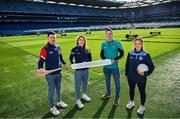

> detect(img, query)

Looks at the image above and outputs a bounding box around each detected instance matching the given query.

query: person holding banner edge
[69,35,92,109]
[100,28,124,106]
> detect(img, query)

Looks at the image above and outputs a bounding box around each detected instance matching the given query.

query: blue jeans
[103,67,120,97]
[74,69,89,99]
[45,73,62,108]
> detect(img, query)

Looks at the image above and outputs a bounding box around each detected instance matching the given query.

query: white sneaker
[77,99,84,109]
[82,94,91,102]
[50,106,60,115]
[56,101,68,108]
[126,101,135,109]
[137,105,145,114]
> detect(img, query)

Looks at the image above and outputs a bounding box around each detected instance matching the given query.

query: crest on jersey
[139,56,143,61]
[49,51,53,54]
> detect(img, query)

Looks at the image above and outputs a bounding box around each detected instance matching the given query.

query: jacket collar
[106,39,114,42]
[47,42,55,46]
[134,48,143,53]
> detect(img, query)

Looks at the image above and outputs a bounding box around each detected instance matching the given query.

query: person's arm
[69,48,75,64]
[60,54,66,65]
[87,49,92,62]
[58,47,66,65]
[89,53,92,61]
[114,41,124,61]
[125,53,130,76]
[100,49,106,59]
[38,48,47,69]
[114,48,124,60]
[100,44,106,59]
[144,53,155,76]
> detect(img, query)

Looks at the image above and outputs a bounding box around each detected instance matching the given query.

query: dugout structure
[59,29,67,36]
[86,29,91,34]
[126,24,138,40]
[150,26,161,36]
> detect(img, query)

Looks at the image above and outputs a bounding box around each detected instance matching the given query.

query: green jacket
[101,39,124,69]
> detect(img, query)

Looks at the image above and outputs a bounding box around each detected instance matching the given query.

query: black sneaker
[114,96,119,106]
[100,94,111,100]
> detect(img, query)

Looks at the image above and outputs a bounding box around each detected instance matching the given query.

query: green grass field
[0,28,180,118]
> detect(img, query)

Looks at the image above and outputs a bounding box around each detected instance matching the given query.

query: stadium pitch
[0,28,180,118]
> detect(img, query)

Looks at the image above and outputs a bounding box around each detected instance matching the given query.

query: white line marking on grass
[98,73,103,75]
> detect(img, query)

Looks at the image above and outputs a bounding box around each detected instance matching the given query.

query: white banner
[71,59,111,69]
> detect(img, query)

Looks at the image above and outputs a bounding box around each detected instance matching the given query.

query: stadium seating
[0,0,180,36]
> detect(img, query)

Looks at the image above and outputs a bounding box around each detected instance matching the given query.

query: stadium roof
[27,0,174,9]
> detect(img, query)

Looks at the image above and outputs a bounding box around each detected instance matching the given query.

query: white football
[137,64,149,73]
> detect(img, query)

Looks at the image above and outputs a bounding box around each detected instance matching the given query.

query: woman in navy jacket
[69,36,92,109]
[125,37,155,114]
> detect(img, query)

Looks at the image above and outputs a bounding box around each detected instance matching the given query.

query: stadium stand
[0,0,180,36]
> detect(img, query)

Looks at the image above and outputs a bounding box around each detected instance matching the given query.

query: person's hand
[138,71,144,76]
[36,69,40,77]
[63,64,68,69]
[36,68,45,78]
[111,59,116,64]
[125,76,128,80]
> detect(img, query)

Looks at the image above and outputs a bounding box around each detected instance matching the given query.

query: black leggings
[128,79,146,105]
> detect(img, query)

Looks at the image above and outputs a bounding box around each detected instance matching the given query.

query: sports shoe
[137,105,145,114]
[56,101,68,108]
[77,99,84,109]
[82,94,91,102]
[50,106,60,115]
[114,96,119,106]
[126,101,135,109]
[100,94,111,100]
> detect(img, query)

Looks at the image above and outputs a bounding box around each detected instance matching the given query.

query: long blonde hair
[76,35,90,53]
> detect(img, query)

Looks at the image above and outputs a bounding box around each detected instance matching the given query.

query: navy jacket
[125,49,155,80]
[38,43,66,74]
[69,46,92,70]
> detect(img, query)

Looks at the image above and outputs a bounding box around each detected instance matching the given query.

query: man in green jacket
[100,28,124,106]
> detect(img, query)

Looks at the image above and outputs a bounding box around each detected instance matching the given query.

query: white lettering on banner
[71,59,112,69]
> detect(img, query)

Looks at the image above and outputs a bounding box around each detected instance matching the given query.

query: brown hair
[105,28,113,33]
[134,37,143,43]
[47,31,56,37]
[76,35,91,53]
[134,37,143,50]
